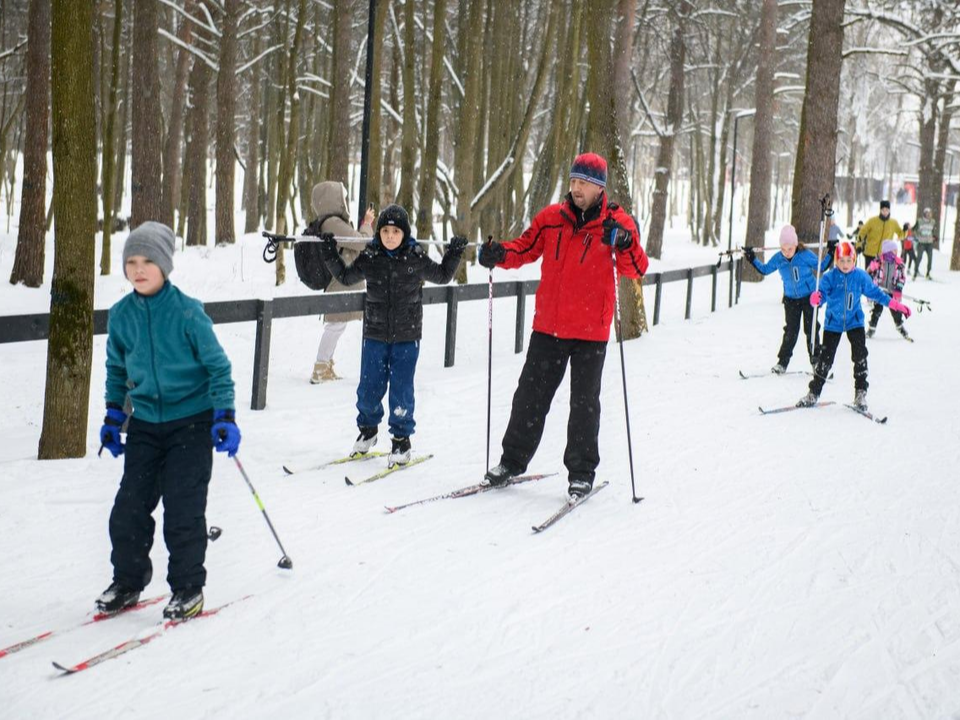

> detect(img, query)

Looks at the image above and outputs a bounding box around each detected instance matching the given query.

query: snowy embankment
[1,226,958,719]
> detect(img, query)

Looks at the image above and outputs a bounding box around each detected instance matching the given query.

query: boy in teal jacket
[96,222,240,621]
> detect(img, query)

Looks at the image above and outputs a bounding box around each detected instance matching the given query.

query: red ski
[0,595,167,660]
[52,596,251,674]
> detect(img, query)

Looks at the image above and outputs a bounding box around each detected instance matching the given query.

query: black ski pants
[499,331,607,483]
[809,327,868,396]
[777,295,820,368]
[109,410,213,592]
[868,301,904,329]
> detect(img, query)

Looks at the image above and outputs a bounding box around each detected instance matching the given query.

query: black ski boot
[351,426,378,456]
[163,588,204,620]
[484,463,520,488]
[95,581,140,614]
[568,478,593,500]
[388,436,412,466]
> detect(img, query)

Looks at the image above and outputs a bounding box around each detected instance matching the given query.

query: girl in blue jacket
[744,224,832,373]
[797,241,912,411]
[95,222,238,622]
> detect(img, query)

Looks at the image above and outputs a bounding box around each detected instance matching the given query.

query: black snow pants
[809,327,868,396]
[109,410,213,592]
[778,295,820,368]
[499,331,607,483]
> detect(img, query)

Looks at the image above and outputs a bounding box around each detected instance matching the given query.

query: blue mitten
[212,409,241,457]
[100,405,127,458]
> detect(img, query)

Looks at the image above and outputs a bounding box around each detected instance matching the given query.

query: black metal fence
[0,259,741,410]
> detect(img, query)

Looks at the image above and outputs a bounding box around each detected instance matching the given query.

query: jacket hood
[311,181,350,221]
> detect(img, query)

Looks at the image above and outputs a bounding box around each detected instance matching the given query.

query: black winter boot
[484,463,520,488]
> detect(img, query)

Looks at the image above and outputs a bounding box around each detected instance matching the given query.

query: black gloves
[478,240,506,269]
[601,217,633,251]
[743,246,757,263]
[316,232,337,260]
[303,218,323,237]
[447,235,468,255]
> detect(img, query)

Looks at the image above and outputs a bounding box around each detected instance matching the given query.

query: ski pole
[810,194,831,359]
[485,236,494,472]
[231,455,293,570]
[609,239,642,505]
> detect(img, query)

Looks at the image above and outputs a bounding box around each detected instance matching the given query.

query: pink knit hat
[779,225,798,248]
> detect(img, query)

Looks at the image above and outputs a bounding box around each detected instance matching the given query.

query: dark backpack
[293,215,338,291]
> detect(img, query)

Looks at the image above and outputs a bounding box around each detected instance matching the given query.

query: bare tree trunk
[415,0,448,239]
[452,0,485,263]
[215,0,240,244]
[130,0,162,227]
[184,53,211,246]
[159,0,194,229]
[645,2,690,260]
[97,0,123,276]
[613,0,637,163]
[397,0,417,211]
[743,0,777,282]
[10,0,50,288]
[40,0,97,459]
[931,100,952,250]
[274,0,308,284]
[790,0,846,243]
[243,35,262,233]
[915,82,938,230]
[365,0,387,211]
[324,0,352,185]
[113,34,131,215]
[585,0,646,338]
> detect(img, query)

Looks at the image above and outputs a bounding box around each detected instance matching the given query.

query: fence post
[515,281,526,353]
[728,258,735,308]
[735,257,743,303]
[653,273,663,326]
[711,264,718,312]
[684,268,695,319]
[251,299,273,411]
[444,285,458,368]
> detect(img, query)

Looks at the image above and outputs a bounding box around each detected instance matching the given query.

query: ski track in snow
[1,226,959,719]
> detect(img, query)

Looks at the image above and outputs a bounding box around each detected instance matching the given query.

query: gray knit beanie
[123,221,175,278]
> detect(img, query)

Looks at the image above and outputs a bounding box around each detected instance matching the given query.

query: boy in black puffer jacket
[319,204,466,466]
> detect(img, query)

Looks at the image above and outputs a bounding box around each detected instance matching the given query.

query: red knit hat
[835,240,857,259]
[570,153,608,188]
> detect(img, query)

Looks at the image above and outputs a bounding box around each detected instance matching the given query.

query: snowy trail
[1,234,959,718]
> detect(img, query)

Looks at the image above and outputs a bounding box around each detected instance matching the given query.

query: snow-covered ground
[1,213,959,718]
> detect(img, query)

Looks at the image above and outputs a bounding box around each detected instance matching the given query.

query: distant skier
[306,181,375,384]
[901,221,918,277]
[743,224,834,374]
[913,207,937,280]
[797,240,912,411]
[97,222,239,621]
[866,239,910,341]
[478,152,649,500]
[857,200,903,269]
[318,204,466,466]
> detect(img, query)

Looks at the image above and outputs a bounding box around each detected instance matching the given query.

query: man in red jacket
[479,152,649,499]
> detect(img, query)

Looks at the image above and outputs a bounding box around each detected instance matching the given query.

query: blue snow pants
[356,338,419,437]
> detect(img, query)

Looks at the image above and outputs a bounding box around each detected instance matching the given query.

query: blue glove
[99,405,127,458]
[212,409,241,457]
[602,217,633,251]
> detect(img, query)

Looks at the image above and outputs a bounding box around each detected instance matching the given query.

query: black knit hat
[376,204,411,241]
[880,199,890,210]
